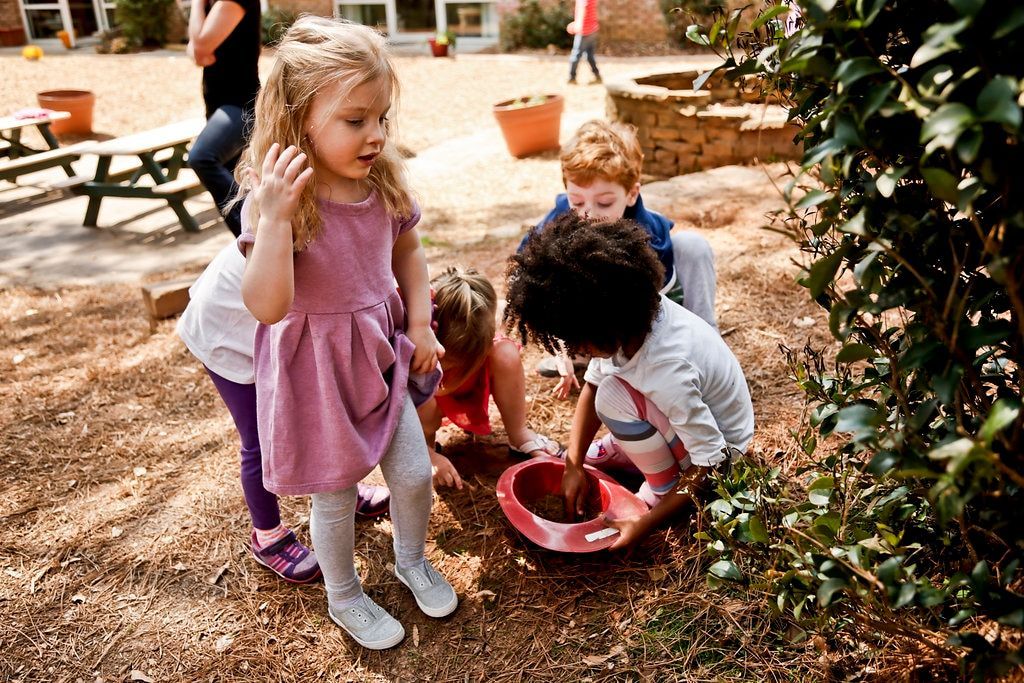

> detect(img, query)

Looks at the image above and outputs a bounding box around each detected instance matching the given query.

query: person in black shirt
[184,0,261,236]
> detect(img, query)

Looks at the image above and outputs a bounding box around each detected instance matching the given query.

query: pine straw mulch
[1,173,940,681]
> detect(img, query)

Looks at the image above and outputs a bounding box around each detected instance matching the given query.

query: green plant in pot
[429,29,456,57]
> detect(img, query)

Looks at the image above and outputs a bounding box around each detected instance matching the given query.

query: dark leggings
[189,105,249,236]
[205,367,281,530]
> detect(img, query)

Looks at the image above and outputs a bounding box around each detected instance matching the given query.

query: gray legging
[310,397,432,608]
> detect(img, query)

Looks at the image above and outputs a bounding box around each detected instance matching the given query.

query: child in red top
[418,266,563,489]
[567,0,601,85]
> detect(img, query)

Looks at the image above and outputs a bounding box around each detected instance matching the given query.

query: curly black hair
[504,212,665,357]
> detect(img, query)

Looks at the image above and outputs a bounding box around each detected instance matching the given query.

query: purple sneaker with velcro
[250,530,321,584]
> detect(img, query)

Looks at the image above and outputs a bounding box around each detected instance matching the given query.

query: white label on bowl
[585,527,619,542]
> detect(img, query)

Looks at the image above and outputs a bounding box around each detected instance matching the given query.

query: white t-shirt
[584,296,754,467]
[176,244,256,384]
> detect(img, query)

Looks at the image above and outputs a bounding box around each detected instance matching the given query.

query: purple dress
[238,192,436,495]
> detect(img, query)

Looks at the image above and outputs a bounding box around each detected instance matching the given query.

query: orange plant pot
[57,29,73,49]
[493,94,564,158]
[37,90,95,136]
[428,38,448,57]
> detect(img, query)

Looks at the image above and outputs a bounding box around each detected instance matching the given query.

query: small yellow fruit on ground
[22,45,44,61]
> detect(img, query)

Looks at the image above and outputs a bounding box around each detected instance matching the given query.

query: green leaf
[948,0,984,16]
[709,560,742,581]
[685,24,710,46]
[928,437,973,461]
[751,4,789,31]
[895,582,917,608]
[955,128,983,164]
[837,209,868,236]
[836,343,875,363]
[817,577,847,606]
[808,476,835,507]
[993,6,1024,39]
[999,610,1024,628]
[692,67,720,91]
[795,189,833,210]
[813,511,841,535]
[920,103,975,147]
[748,516,770,544]
[978,400,1021,444]
[876,167,909,198]
[911,18,970,68]
[835,404,881,438]
[834,57,883,89]
[921,167,960,203]
[807,249,845,298]
[977,76,1023,129]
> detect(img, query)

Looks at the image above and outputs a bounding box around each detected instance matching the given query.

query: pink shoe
[356,483,390,518]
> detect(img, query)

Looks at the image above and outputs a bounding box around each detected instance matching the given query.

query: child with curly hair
[505,212,754,550]
[419,266,563,489]
[519,119,718,399]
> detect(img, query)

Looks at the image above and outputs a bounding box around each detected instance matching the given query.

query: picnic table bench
[69,118,207,233]
[0,111,87,183]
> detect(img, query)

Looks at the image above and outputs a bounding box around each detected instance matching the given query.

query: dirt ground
[1,49,841,682]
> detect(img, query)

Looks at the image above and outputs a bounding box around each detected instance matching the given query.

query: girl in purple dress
[233,17,457,650]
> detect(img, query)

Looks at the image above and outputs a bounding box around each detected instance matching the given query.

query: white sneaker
[328,594,405,650]
[394,559,458,618]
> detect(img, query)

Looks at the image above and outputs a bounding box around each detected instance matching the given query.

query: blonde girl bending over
[418,266,564,489]
[235,16,457,650]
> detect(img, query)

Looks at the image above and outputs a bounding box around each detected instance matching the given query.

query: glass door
[67,0,101,38]
[21,0,68,40]
[19,0,103,45]
[395,0,435,36]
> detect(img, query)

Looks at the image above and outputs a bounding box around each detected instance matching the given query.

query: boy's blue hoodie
[518,192,675,287]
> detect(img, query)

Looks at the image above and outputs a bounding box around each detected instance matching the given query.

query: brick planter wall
[600,0,667,48]
[606,68,802,178]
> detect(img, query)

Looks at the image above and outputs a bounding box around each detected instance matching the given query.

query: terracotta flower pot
[57,29,73,50]
[37,90,95,136]
[493,94,564,158]
[428,38,448,57]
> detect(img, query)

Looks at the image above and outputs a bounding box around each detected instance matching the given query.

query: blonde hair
[234,16,414,250]
[431,266,497,366]
[560,119,643,191]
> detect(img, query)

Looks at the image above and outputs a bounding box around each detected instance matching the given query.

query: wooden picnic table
[72,118,207,233]
[0,110,70,158]
[0,111,84,183]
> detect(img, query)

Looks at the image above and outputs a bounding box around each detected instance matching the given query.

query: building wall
[494,0,669,49]
[599,0,667,48]
[0,0,24,31]
[273,0,333,17]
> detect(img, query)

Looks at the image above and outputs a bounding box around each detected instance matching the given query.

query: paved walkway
[0,52,718,287]
[0,104,596,288]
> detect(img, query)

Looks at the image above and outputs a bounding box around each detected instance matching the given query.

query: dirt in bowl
[525,488,604,523]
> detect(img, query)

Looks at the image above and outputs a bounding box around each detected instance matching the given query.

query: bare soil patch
[0,161,843,680]
[0,48,855,682]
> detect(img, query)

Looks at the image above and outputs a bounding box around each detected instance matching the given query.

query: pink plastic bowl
[496,456,648,552]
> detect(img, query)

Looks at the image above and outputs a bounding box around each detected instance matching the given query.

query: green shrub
[115,0,174,47]
[500,0,574,52]
[261,6,297,46]
[688,0,1024,678]
[661,0,726,48]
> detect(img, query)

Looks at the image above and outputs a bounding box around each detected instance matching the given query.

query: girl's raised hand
[248,143,314,228]
[407,324,444,375]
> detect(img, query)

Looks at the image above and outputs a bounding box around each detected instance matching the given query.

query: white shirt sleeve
[644,357,729,467]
